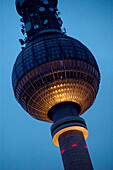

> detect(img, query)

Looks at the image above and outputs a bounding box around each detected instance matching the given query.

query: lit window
[61,149,65,154]
[84,145,88,149]
[24,96,27,99]
[72,144,78,147]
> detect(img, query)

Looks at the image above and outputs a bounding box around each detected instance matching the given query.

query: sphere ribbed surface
[12,32,100,122]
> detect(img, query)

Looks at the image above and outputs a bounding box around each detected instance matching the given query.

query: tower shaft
[50,102,93,169]
[59,130,93,170]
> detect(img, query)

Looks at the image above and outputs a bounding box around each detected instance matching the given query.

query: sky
[1,0,113,169]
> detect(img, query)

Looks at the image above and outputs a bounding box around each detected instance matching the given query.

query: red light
[72,144,78,147]
[61,149,65,154]
[84,145,88,149]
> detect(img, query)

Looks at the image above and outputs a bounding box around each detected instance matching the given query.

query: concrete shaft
[58,130,93,170]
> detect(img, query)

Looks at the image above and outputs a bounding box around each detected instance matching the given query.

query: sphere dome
[12,32,100,122]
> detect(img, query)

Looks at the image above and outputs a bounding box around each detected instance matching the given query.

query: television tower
[12,0,100,169]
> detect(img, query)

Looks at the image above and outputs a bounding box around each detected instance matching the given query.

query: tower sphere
[12,31,100,122]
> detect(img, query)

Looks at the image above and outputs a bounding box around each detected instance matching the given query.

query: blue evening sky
[1,0,113,169]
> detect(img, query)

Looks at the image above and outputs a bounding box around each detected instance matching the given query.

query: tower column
[59,130,93,170]
[51,115,93,170]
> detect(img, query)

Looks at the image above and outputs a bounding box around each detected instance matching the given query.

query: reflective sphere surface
[12,32,100,122]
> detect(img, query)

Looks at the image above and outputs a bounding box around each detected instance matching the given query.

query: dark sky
[1,0,113,169]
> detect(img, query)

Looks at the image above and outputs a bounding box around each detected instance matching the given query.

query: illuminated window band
[14,59,99,91]
[52,126,88,147]
[13,58,99,90]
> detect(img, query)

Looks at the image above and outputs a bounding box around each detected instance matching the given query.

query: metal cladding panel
[59,130,93,170]
[12,33,100,89]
